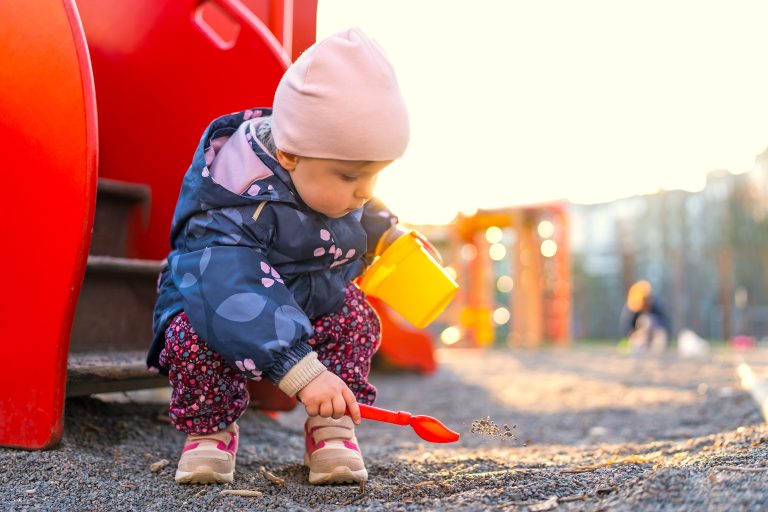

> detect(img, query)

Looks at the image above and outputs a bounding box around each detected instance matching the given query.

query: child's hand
[297,370,361,424]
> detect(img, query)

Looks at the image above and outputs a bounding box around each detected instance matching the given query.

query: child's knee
[162,312,198,362]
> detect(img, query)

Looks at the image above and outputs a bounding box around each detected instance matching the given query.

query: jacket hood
[201,109,298,206]
[169,108,299,238]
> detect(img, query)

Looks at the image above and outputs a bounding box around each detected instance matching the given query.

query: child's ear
[275,148,299,171]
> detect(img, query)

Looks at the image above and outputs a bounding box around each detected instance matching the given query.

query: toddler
[148,28,412,485]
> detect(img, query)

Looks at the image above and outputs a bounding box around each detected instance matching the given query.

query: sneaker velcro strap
[312,426,354,442]
[188,425,237,445]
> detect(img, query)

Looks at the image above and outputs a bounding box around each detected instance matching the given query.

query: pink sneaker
[175,423,238,484]
[304,416,368,484]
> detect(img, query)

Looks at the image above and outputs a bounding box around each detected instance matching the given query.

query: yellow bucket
[359,231,458,328]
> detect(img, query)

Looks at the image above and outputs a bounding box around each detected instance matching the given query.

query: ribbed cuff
[265,340,313,384]
[277,352,328,397]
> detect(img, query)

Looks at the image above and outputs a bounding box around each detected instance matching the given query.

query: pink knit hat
[271,28,410,161]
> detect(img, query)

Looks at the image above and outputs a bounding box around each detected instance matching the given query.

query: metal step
[67,256,165,396]
[92,178,150,257]
[66,351,166,397]
[69,178,161,396]
[69,255,163,353]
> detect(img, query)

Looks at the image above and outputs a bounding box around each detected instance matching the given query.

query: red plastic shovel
[352,404,460,443]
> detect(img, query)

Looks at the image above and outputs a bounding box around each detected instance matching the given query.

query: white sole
[175,465,234,485]
[304,453,368,484]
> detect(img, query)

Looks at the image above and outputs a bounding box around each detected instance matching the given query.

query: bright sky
[317,1,768,225]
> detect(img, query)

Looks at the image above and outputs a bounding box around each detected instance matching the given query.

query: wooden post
[548,209,571,343]
[511,212,543,347]
[717,249,733,340]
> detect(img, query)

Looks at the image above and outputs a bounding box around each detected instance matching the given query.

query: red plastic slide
[0,0,98,449]
[369,297,437,374]
[75,0,300,259]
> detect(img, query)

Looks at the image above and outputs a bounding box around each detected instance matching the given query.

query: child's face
[276,151,393,218]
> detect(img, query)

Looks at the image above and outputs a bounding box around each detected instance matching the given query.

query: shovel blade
[409,415,460,443]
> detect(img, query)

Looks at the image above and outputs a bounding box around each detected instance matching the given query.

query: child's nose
[355,180,375,201]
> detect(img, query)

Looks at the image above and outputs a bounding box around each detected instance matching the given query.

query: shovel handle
[354,404,412,426]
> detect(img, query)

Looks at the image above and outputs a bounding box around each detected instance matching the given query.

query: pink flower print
[320,229,331,241]
[260,262,270,273]
[346,249,356,258]
[243,359,256,371]
[247,183,260,195]
[262,277,275,287]
[314,247,325,257]
[270,268,280,279]
[330,258,349,268]
[335,247,343,259]
[249,370,263,381]
[243,109,263,120]
[235,360,246,372]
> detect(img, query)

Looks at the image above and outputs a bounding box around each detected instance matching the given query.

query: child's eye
[340,174,358,182]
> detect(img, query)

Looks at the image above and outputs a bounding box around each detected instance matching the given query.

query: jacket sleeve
[170,204,316,385]
[650,300,672,333]
[360,197,398,264]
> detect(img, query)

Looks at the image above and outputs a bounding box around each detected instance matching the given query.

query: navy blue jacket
[148,108,396,383]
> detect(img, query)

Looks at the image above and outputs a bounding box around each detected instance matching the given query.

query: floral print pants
[160,284,381,434]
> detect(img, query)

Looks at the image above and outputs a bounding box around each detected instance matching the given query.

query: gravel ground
[2,345,767,511]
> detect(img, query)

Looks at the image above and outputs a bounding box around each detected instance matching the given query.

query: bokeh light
[489,243,506,261]
[496,275,514,293]
[440,326,462,345]
[537,220,555,238]
[460,244,478,261]
[541,239,558,257]
[485,226,503,244]
[493,307,511,325]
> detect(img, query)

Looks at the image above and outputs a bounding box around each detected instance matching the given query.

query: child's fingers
[319,401,334,418]
[342,387,361,424]
[331,395,346,419]
[305,402,319,417]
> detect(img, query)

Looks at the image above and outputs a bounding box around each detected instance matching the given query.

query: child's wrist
[277,352,327,397]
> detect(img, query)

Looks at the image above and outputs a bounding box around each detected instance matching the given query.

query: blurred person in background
[619,280,671,354]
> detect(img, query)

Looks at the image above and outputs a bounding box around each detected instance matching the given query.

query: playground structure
[0,0,320,450]
[0,0,571,451]
[0,0,447,450]
[433,204,572,348]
